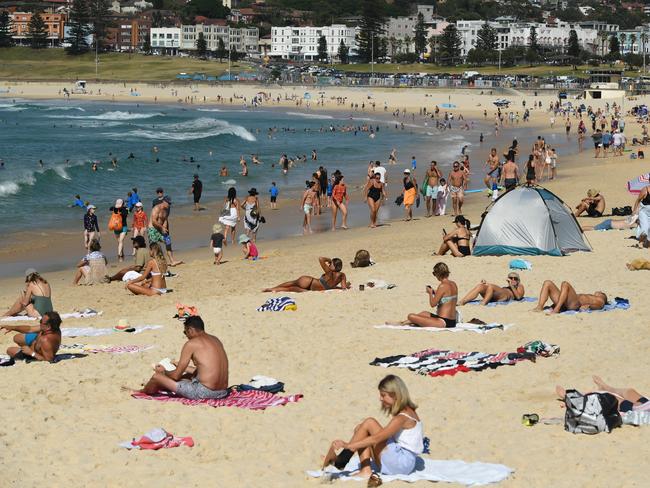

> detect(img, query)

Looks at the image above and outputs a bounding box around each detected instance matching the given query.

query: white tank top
[393,412,424,454]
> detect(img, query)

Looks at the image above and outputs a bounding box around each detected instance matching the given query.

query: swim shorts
[114,226,128,235]
[270,196,277,203]
[429,313,457,328]
[586,205,602,218]
[426,185,438,198]
[163,234,172,251]
[505,178,517,190]
[303,204,312,215]
[176,377,229,400]
[147,227,164,243]
[24,332,38,346]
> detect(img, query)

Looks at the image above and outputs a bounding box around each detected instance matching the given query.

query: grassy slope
[0,48,239,81]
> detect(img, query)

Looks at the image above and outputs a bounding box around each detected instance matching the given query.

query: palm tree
[598,31,608,57]
[641,32,648,73]
[619,33,627,55]
[630,33,637,55]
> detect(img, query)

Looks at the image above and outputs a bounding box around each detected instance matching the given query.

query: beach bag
[108,211,123,232]
[564,389,622,434]
[351,250,372,268]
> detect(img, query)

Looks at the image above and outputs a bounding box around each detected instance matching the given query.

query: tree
[597,30,608,57]
[427,34,437,63]
[414,12,426,56]
[466,48,487,66]
[388,35,397,58]
[567,29,580,58]
[142,33,151,53]
[66,0,90,55]
[338,39,349,64]
[152,0,163,8]
[529,25,539,54]
[403,34,412,54]
[618,33,626,55]
[216,37,226,62]
[28,12,47,49]
[88,0,110,50]
[357,0,386,63]
[609,34,620,59]
[476,22,497,52]
[0,11,13,47]
[439,24,461,65]
[196,31,207,57]
[317,34,328,62]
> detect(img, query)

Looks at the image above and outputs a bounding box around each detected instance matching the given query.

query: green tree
[317,34,328,62]
[142,33,151,53]
[357,0,386,63]
[466,47,487,66]
[439,24,461,65]
[414,12,426,56]
[337,39,349,64]
[403,34,412,54]
[529,25,538,53]
[66,0,90,55]
[88,0,110,50]
[196,31,207,57]
[609,34,620,59]
[476,22,497,51]
[28,12,47,49]
[567,29,580,58]
[216,37,226,62]
[0,11,13,47]
[427,34,437,63]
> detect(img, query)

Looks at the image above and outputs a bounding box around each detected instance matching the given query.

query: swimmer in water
[39,159,44,168]
[220,166,229,177]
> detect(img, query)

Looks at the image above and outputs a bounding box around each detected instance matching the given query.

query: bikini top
[439,295,457,305]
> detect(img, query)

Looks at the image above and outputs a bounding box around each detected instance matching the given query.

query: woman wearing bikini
[126,243,169,296]
[394,262,458,328]
[435,215,471,257]
[459,272,525,305]
[363,172,385,228]
[3,269,53,318]
[262,257,350,293]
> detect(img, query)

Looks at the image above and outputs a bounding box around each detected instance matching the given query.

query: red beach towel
[131,389,303,410]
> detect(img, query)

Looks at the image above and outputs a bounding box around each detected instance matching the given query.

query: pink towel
[131,389,303,410]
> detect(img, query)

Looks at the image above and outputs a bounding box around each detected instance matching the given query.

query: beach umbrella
[440,103,456,108]
[628,173,650,194]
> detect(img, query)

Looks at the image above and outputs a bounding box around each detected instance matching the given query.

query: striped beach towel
[59,344,154,354]
[256,296,297,312]
[132,389,303,410]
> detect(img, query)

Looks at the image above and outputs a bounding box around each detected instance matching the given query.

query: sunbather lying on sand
[124,316,229,400]
[391,262,458,328]
[321,375,424,487]
[459,272,525,305]
[532,280,607,314]
[581,217,637,231]
[262,257,350,292]
[556,376,648,413]
[2,311,62,362]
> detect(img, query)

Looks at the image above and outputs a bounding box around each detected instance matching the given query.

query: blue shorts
[380,441,417,476]
[594,219,612,231]
[24,333,38,346]
[114,226,128,235]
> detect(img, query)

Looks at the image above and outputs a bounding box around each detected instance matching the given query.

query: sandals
[367,473,382,487]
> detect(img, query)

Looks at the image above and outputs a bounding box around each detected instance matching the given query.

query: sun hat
[87,204,96,210]
[248,188,258,195]
[587,188,600,198]
[25,267,38,277]
[115,198,124,208]
[135,202,143,207]
[114,318,134,332]
[238,234,251,244]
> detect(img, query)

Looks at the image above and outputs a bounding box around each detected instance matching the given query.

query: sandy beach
[1,85,650,487]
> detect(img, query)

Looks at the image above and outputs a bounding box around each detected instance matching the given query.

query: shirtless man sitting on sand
[574,189,606,218]
[532,280,607,314]
[2,311,62,362]
[129,316,229,400]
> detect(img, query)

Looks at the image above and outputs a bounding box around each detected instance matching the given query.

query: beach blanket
[256,296,297,312]
[360,279,397,290]
[120,428,194,450]
[131,389,303,410]
[59,344,154,354]
[1,309,102,322]
[375,323,511,334]
[622,409,650,426]
[370,341,558,378]
[61,325,163,337]
[307,454,513,486]
[552,297,630,315]
[174,303,199,320]
[509,259,532,270]
[466,297,536,307]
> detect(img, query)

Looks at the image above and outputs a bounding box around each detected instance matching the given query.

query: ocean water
[0,99,481,235]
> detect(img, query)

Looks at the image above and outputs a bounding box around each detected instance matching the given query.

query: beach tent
[628,173,650,193]
[473,186,591,256]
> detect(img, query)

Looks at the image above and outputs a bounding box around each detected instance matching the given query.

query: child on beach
[238,234,259,260]
[210,224,225,265]
[435,178,449,216]
[269,182,278,210]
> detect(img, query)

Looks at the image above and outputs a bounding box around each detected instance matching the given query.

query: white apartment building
[181,25,259,55]
[384,4,441,54]
[150,27,181,54]
[270,24,358,61]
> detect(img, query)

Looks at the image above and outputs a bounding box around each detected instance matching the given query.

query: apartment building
[180,24,259,55]
[270,24,358,60]
[150,27,181,54]
[10,12,66,45]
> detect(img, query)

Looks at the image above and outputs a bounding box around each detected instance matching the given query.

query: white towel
[1,310,102,322]
[61,325,163,337]
[307,455,513,486]
[375,323,511,334]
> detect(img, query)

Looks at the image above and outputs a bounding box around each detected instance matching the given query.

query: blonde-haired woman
[322,374,423,486]
[126,243,168,296]
[395,262,458,328]
[3,269,53,318]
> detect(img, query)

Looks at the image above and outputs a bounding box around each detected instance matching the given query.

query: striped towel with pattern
[59,344,154,354]
[131,389,303,410]
[256,296,297,312]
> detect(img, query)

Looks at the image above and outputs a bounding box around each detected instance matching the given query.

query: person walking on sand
[218,187,240,246]
[401,169,418,221]
[301,181,317,234]
[189,174,203,211]
[109,199,129,262]
[83,204,100,251]
[331,174,349,231]
[363,171,385,228]
[210,224,225,265]
[501,158,519,191]
[448,162,466,216]
[131,202,147,244]
[424,161,441,217]
[148,200,183,266]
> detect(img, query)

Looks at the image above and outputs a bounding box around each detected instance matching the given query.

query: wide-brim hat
[238,234,251,244]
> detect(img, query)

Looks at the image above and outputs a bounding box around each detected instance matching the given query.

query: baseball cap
[135,202,143,207]
[87,204,96,210]
[403,169,411,174]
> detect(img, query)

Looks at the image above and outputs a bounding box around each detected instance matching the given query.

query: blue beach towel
[552,297,630,315]
[466,297,536,307]
[256,296,297,312]
[509,259,532,270]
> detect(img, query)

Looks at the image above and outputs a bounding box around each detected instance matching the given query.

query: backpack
[108,211,123,232]
[564,389,622,434]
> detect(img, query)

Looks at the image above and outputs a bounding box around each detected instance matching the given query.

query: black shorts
[620,396,648,412]
[193,194,201,203]
[505,178,517,190]
[603,143,610,149]
[430,313,456,328]
[586,205,602,218]
[458,245,471,256]
[270,196,277,203]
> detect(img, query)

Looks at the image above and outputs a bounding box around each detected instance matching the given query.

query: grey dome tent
[473,186,591,256]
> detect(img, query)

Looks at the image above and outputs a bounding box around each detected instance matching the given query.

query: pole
[95,33,98,79]
[498,46,501,74]
[228,35,231,81]
[371,32,374,79]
